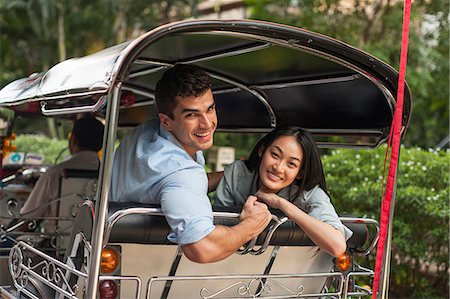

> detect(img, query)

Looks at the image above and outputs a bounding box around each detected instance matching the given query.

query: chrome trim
[161,247,183,299]
[41,95,107,116]
[179,42,271,64]
[146,272,344,299]
[121,84,155,99]
[342,265,374,298]
[248,216,288,255]
[86,83,122,298]
[209,73,277,127]
[379,154,400,299]
[103,207,165,246]
[258,74,360,89]
[340,217,380,255]
[128,64,167,78]
[129,42,270,78]
[9,241,87,299]
[104,207,284,256]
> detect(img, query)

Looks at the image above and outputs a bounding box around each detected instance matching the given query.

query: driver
[110,64,271,263]
[19,117,104,232]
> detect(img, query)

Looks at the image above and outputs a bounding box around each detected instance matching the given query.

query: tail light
[99,279,118,299]
[101,247,119,274]
[335,252,351,271]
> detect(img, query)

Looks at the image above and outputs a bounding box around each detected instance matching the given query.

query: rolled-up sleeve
[159,168,215,245]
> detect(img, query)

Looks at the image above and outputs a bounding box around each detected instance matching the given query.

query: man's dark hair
[72,117,104,152]
[155,64,212,119]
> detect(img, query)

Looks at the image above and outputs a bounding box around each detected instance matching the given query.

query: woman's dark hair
[155,64,212,119]
[245,125,327,199]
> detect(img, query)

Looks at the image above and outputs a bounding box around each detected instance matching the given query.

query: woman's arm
[255,189,346,257]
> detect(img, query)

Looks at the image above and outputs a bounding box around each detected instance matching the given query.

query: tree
[245,0,449,149]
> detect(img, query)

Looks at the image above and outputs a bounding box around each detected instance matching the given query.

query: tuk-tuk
[0,19,411,299]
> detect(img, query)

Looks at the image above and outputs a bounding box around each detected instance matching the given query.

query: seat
[53,168,98,255]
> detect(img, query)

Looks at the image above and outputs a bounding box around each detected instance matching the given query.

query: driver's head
[69,117,104,154]
[156,64,217,157]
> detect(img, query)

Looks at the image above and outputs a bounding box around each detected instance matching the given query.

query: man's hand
[239,195,271,238]
[182,195,271,263]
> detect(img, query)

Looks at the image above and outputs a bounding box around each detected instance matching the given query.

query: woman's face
[258,135,303,193]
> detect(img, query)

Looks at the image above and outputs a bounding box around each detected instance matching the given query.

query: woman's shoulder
[224,160,251,175]
[301,185,330,202]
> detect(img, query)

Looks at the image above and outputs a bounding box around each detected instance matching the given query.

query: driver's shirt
[20,151,100,232]
[110,119,215,245]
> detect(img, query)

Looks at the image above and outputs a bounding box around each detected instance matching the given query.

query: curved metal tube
[41,95,107,116]
[249,216,289,255]
[340,217,380,255]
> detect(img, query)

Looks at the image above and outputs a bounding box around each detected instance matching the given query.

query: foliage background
[323,146,449,298]
[0,0,449,298]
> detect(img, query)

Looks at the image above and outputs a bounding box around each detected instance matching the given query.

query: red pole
[372,0,411,298]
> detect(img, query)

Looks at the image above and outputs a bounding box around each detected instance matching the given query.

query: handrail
[40,94,107,116]
[104,207,287,255]
[340,217,380,255]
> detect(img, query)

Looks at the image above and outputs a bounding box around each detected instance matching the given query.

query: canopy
[0,20,411,147]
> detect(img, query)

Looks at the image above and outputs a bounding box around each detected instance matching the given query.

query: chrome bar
[103,207,164,246]
[209,72,277,127]
[41,95,107,116]
[258,74,360,89]
[86,83,122,299]
[161,247,183,299]
[146,272,344,299]
[179,42,271,64]
[249,216,288,255]
[340,217,380,255]
[342,267,374,298]
[379,173,399,299]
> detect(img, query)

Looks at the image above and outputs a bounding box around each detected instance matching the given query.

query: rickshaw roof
[0,19,411,147]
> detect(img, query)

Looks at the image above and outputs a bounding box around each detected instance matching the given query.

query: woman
[214,125,352,257]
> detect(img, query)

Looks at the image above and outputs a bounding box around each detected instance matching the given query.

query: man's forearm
[181,222,255,263]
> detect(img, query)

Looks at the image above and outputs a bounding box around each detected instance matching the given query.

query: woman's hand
[255,186,282,209]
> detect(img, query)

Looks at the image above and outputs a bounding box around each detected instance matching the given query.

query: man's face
[159,89,217,158]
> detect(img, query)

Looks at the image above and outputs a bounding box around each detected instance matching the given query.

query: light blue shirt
[214,160,352,240]
[110,119,215,245]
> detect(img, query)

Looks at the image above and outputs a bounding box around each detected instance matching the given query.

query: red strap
[372,1,411,298]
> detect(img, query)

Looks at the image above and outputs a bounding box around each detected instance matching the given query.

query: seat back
[54,169,98,254]
[104,202,371,298]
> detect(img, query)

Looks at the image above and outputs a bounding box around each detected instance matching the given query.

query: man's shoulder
[123,119,160,141]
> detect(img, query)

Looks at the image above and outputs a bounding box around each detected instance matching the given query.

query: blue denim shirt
[110,119,215,245]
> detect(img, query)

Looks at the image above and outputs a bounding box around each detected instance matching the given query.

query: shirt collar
[158,121,205,166]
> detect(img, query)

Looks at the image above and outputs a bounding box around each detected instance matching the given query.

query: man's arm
[207,171,223,193]
[181,196,271,263]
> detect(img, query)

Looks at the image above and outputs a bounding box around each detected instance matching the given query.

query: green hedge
[322,146,449,298]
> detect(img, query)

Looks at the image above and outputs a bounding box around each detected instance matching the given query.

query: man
[110,64,271,263]
[19,117,104,232]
